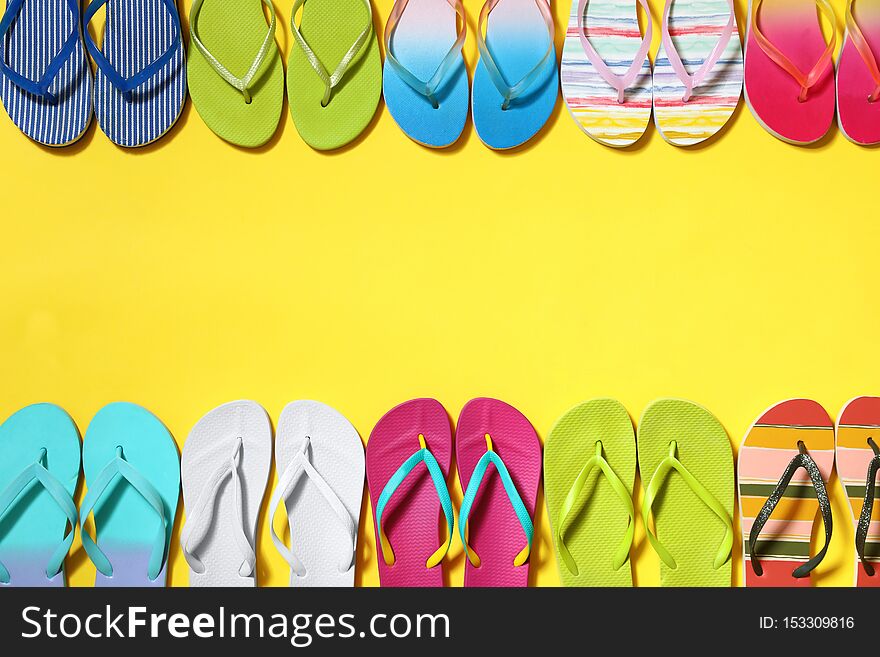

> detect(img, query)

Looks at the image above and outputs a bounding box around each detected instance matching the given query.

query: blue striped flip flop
[80,402,180,587]
[0,404,80,587]
[83,0,186,147]
[0,0,93,146]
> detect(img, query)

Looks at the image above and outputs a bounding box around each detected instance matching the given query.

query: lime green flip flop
[638,398,735,587]
[188,0,285,147]
[287,0,382,150]
[545,399,637,586]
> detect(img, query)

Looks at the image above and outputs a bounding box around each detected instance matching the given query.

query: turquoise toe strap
[0,449,77,584]
[375,435,453,568]
[79,447,169,581]
[458,435,533,567]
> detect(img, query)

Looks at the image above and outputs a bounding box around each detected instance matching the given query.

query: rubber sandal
[83,0,186,147]
[744,0,836,144]
[188,0,285,147]
[545,399,636,587]
[836,0,880,145]
[287,0,382,150]
[739,399,834,587]
[0,0,93,145]
[383,0,468,148]
[456,398,540,587]
[270,400,364,587]
[638,398,734,587]
[367,398,453,587]
[472,0,558,149]
[835,396,880,586]
[653,0,743,146]
[561,0,652,147]
[80,402,180,587]
[181,400,272,587]
[0,404,80,587]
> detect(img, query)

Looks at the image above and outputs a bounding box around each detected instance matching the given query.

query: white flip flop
[180,400,272,587]
[269,400,365,587]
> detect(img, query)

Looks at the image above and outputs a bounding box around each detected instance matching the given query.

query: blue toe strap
[82,0,181,98]
[0,0,82,103]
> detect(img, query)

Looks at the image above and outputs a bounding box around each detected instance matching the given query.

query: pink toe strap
[660,0,736,102]
[846,0,880,102]
[577,0,652,104]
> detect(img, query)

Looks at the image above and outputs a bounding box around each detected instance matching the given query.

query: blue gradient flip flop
[0,404,80,587]
[80,402,180,587]
[472,0,558,149]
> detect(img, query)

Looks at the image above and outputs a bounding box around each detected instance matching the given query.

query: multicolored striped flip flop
[653,0,743,146]
[83,0,186,147]
[0,0,93,146]
[560,0,653,148]
[836,0,880,145]
[739,399,835,587]
[836,396,880,587]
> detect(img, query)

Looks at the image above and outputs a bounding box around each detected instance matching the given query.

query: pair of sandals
[0,0,185,147]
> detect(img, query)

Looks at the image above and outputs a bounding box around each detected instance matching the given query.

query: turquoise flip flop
[80,402,180,587]
[0,404,80,587]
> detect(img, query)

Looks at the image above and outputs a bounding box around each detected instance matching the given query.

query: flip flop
[0,404,80,587]
[653,0,743,146]
[836,0,880,145]
[80,402,180,587]
[269,400,365,587]
[739,399,834,587]
[744,0,837,144]
[638,398,734,587]
[0,0,93,146]
[287,0,382,150]
[180,400,272,587]
[366,398,453,587]
[835,396,880,586]
[383,0,468,148]
[83,0,186,147]
[456,398,540,587]
[560,0,653,147]
[545,399,636,587]
[472,0,558,149]
[187,0,285,147]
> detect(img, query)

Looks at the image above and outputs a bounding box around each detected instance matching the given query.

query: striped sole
[738,399,835,587]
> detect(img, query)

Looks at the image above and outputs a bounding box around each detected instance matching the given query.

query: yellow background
[0,0,873,588]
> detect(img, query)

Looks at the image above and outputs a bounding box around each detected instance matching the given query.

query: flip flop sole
[836,12,880,146]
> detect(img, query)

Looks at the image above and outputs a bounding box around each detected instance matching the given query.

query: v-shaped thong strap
[845,0,880,102]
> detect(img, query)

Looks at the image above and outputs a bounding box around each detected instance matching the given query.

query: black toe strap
[855,438,880,576]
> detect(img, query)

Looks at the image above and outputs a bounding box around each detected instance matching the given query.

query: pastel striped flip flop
[739,399,834,587]
[187,0,285,147]
[653,0,743,146]
[835,396,880,586]
[0,0,93,146]
[0,404,80,587]
[744,0,836,144]
[836,0,880,145]
[560,0,652,147]
[456,398,541,587]
[383,0,469,148]
[472,0,558,150]
[83,0,186,147]
[367,399,453,587]
[287,0,382,150]
[270,401,365,587]
[638,399,734,587]
[80,402,180,587]
[545,399,636,587]
[181,401,272,587]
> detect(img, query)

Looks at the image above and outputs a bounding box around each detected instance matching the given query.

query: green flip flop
[287,0,382,150]
[188,0,285,147]
[638,398,735,587]
[545,399,637,587]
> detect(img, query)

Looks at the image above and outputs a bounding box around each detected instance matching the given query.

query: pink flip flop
[367,399,454,587]
[837,0,880,145]
[744,0,837,143]
[456,398,541,587]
